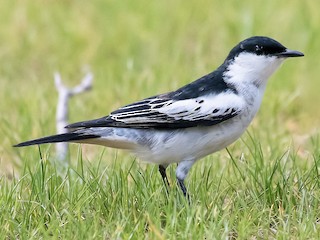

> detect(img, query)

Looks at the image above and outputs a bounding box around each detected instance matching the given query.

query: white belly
[82,116,250,165]
[133,113,253,164]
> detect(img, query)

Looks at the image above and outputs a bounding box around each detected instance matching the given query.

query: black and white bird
[15,36,303,197]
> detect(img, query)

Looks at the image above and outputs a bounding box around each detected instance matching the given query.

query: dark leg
[177,178,191,203]
[159,165,170,194]
[177,178,187,197]
[176,160,195,201]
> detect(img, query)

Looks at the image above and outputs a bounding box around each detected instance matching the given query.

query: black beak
[276,49,304,58]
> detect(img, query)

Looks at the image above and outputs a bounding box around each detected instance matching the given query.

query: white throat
[224,52,284,89]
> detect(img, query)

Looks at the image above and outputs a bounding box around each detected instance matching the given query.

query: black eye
[255,45,264,54]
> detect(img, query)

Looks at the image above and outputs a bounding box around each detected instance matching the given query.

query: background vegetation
[1,0,319,238]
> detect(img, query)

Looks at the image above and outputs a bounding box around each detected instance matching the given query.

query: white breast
[132,103,260,165]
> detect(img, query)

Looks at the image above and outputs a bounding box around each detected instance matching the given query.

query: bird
[14,36,304,198]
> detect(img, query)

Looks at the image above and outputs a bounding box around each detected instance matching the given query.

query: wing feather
[66,92,245,129]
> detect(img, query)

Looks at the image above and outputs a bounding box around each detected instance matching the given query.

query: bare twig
[54,71,93,160]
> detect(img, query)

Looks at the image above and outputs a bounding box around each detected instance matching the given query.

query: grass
[1,0,320,239]
[2,139,320,239]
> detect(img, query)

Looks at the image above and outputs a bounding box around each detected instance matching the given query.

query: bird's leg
[176,159,195,200]
[159,164,170,194]
[177,178,188,197]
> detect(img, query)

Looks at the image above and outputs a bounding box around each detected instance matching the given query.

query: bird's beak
[276,49,304,58]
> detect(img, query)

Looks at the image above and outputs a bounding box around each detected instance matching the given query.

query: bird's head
[224,36,304,88]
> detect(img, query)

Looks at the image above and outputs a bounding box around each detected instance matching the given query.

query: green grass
[2,139,320,239]
[1,0,320,239]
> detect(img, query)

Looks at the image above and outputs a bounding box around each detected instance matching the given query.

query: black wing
[66,91,245,129]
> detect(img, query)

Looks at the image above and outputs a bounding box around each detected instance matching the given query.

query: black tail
[13,132,99,147]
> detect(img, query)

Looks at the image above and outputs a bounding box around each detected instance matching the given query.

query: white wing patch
[108,92,245,128]
[157,92,245,121]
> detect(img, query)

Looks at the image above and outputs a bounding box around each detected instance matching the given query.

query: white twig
[54,71,93,160]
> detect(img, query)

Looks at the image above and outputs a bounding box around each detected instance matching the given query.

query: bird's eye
[255,45,263,53]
